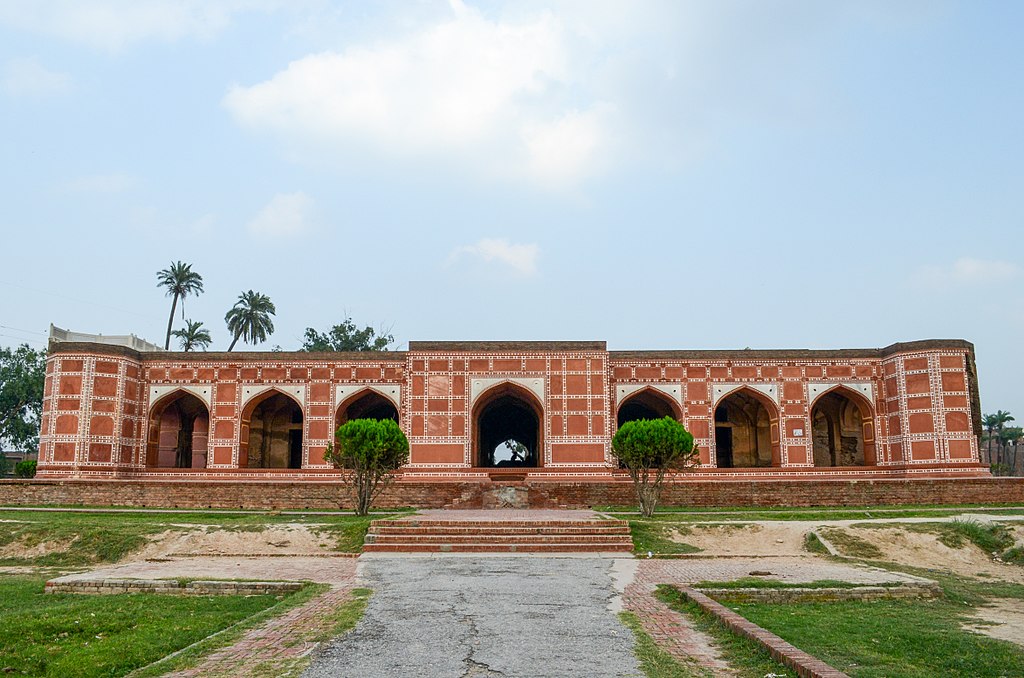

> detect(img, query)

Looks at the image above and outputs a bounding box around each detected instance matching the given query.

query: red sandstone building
[37,333,986,490]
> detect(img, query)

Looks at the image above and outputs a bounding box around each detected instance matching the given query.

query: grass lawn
[0,509,407,565]
[660,567,1024,678]
[628,520,701,556]
[654,586,794,678]
[602,503,1024,523]
[0,575,305,677]
[618,611,703,678]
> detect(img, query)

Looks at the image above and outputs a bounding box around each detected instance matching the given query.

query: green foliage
[225,290,276,351]
[947,518,1015,554]
[301,318,394,352]
[14,459,36,478]
[803,531,829,555]
[324,418,410,516]
[0,575,284,677]
[611,417,698,517]
[0,343,47,454]
[157,261,204,350]
[171,319,213,352]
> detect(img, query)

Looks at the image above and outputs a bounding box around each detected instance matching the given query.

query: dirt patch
[0,537,70,559]
[965,599,1024,647]
[841,526,1024,584]
[133,524,339,560]
[668,523,810,556]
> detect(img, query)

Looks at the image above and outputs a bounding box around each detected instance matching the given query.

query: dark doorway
[812,391,867,467]
[147,391,209,469]
[475,387,542,468]
[616,389,680,428]
[713,390,775,468]
[244,392,304,469]
[337,390,399,428]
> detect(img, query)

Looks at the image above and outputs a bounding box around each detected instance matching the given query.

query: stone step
[370,525,631,536]
[370,519,629,529]
[362,542,634,553]
[366,533,632,545]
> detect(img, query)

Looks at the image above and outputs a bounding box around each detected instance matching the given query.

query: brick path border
[680,586,849,678]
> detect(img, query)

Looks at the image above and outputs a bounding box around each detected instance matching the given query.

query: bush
[324,418,409,516]
[611,417,698,517]
[14,460,36,478]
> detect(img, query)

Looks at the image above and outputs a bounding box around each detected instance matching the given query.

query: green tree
[171,319,213,352]
[611,416,699,517]
[1000,426,1023,475]
[983,410,1015,465]
[324,418,409,516]
[156,261,205,350]
[300,319,394,352]
[224,290,276,351]
[0,344,47,454]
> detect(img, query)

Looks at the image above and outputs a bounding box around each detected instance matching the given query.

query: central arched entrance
[713,388,780,468]
[239,390,304,469]
[473,383,543,468]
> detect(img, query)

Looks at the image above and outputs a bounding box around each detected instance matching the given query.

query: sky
[0,1,1021,418]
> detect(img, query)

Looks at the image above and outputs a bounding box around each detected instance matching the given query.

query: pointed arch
[810,385,877,466]
[238,388,304,469]
[335,387,400,433]
[146,388,209,469]
[616,386,682,428]
[472,380,545,468]
[713,386,782,468]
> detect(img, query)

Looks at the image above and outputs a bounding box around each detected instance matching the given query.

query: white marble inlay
[470,377,545,404]
[616,383,683,404]
[240,383,306,409]
[336,384,401,408]
[149,384,211,410]
[712,382,780,406]
[807,381,873,406]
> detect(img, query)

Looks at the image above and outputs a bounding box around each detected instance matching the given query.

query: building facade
[36,337,986,482]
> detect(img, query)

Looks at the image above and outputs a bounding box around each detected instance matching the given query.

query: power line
[0,324,47,336]
[0,333,46,346]
[0,280,150,318]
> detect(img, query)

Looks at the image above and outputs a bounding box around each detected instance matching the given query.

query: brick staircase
[363,516,634,553]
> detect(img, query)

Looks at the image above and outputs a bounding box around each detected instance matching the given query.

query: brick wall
[3,476,1021,510]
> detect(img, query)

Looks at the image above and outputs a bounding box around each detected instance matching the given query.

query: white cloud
[449,238,539,276]
[223,1,611,187]
[0,1,275,51]
[2,57,70,98]
[63,173,135,194]
[246,192,313,238]
[916,257,1021,287]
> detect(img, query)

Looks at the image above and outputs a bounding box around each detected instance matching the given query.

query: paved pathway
[303,556,642,678]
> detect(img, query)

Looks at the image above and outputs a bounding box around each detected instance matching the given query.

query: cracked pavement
[302,557,642,678]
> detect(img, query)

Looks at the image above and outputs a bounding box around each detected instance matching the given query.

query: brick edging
[679,586,849,678]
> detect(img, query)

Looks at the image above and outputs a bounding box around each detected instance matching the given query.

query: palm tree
[171,319,212,352]
[225,290,276,351]
[157,262,204,350]
[984,410,1015,466]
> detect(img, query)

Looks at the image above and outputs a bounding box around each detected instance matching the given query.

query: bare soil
[133,524,339,559]
[965,599,1024,647]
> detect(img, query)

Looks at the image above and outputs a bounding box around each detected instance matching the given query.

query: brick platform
[1,475,1021,510]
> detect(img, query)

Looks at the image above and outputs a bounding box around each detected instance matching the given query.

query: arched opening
[713,389,780,468]
[239,391,303,469]
[616,388,681,428]
[146,391,209,469]
[336,390,399,431]
[473,383,543,468]
[811,388,877,467]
